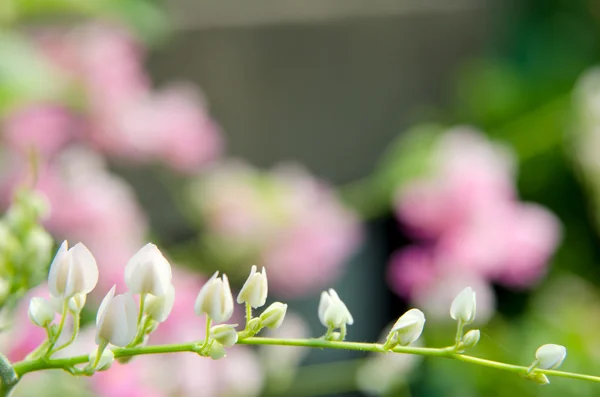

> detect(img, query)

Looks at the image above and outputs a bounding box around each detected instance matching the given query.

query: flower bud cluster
[1,189,53,307]
[195,265,287,357]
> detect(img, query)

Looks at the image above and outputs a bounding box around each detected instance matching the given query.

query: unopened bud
[210,324,239,347]
[209,342,227,360]
[237,266,268,308]
[28,297,55,327]
[195,272,234,323]
[535,344,567,370]
[318,289,353,330]
[450,287,476,324]
[390,309,425,346]
[247,317,262,334]
[89,348,115,371]
[68,293,87,313]
[462,329,480,348]
[145,285,175,323]
[530,373,550,385]
[260,302,287,329]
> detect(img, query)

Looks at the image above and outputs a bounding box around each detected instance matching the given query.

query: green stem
[339,324,347,341]
[454,320,464,348]
[45,300,68,357]
[0,353,17,397]
[52,311,80,354]
[91,340,108,370]
[199,317,212,352]
[245,303,252,330]
[137,294,146,329]
[10,337,600,385]
[129,315,152,347]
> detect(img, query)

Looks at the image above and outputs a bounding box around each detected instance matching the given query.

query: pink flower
[389,127,561,305]
[104,85,223,171]
[387,246,437,299]
[192,162,362,297]
[437,202,561,288]
[2,104,76,158]
[71,23,149,113]
[394,127,515,238]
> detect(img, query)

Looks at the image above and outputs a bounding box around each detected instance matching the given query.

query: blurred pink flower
[45,23,150,113]
[389,127,561,312]
[263,166,362,296]
[394,128,515,238]
[103,85,223,172]
[2,104,76,158]
[387,246,437,299]
[34,23,223,173]
[438,202,561,287]
[191,161,362,297]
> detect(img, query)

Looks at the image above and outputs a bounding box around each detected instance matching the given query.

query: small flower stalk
[318,289,353,340]
[384,308,425,349]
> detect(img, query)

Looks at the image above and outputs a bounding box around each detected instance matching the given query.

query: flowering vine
[0,240,596,396]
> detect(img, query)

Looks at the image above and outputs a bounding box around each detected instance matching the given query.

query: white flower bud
[68,293,87,313]
[125,243,172,296]
[260,302,287,329]
[209,342,227,360]
[28,297,55,327]
[210,324,239,347]
[318,289,353,329]
[96,286,138,347]
[390,308,425,346]
[145,284,175,323]
[89,348,115,371]
[450,287,476,324]
[535,344,567,370]
[237,266,268,308]
[195,272,234,323]
[48,241,99,299]
[462,329,480,348]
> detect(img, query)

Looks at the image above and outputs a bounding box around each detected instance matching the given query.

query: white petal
[47,241,69,297]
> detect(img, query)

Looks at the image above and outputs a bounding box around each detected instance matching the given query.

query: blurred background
[1,0,600,396]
